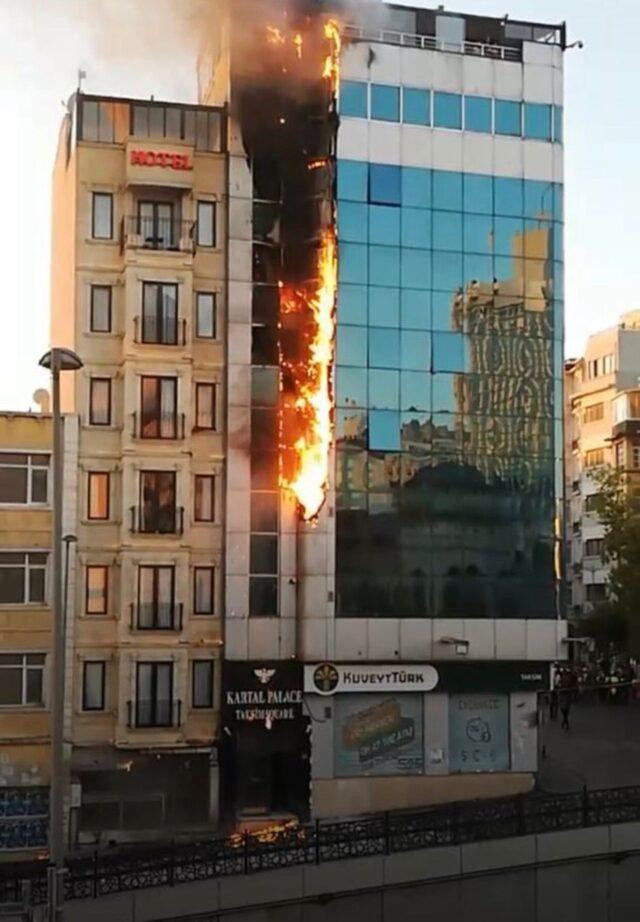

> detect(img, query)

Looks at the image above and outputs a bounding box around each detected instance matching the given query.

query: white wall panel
[369,42,402,84]
[400,47,434,88]
[400,125,433,167]
[368,120,401,163]
[494,60,523,100]
[342,43,371,81]
[493,136,524,178]
[337,118,370,162]
[523,65,554,104]
[432,51,463,93]
[462,56,494,97]
[462,132,492,174]
[334,619,368,659]
[399,619,434,660]
[367,619,402,660]
[523,140,554,181]
[432,130,463,172]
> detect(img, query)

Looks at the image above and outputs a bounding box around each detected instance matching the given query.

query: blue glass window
[433,211,462,251]
[553,184,564,222]
[463,174,493,215]
[464,96,492,133]
[463,254,492,285]
[369,410,400,450]
[369,205,400,245]
[401,208,431,249]
[337,325,367,366]
[524,103,552,141]
[432,291,457,332]
[401,290,431,329]
[494,177,523,217]
[369,287,399,327]
[495,100,521,136]
[401,249,431,289]
[370,164,401,205]
[339,242,368,283]
[494,216,523,255]
[401,372,430,411]
[402,87,430,125]
[369,369,399,409]
[464,214,493,254]
[432,251,462,291]
[434,92,462,129]
[371,84,400,122]
[401,330,430,370]
[433,171,462,211]
[338,161,368,202]
[401,167,431,208]
[338,284,367,325]
[432,373,457,412]
[524,180,553,220]
[553,105,563,144]
[340,81,368,118]
[369,245,400,287]
[433,333,467,372]
[494,256,524,294]
[337,367,367,407]
[338,202,368,242]
[369,328,399,368]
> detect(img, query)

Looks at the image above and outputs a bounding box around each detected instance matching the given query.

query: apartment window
[192,661,214,709]
[583,403,604,424]
[629,393,640,418]
[402,87,430,126]
[584,493,601,514]
[615,442,625,468]
[602,354,614,375]
[141,282,179,345]
[433,92,462,129]
[80,100,115,143]
[588,359,599,379]
[495,100,521,136]
[0,553,47,604]
[194,567,215,615]
[585,538,605,558]
[586,584,607,603]
[0,654,45,706]
[464,95,492,133]
[140,471,177,534]
[340,80,368,118]
[0,453,48,505]
[92,192,113,240]
[82,662,106,711]
[87,472,110,520]
[85,566,108,615]
[371,84,400,122]
[138,565,175,629]
[131,103,222,151]
[90,286,112,332]
[584,448,605,468]
[89,378,111,426]
[196,201,216,247]
[137,201,177,250]
[633,444,640,469]
[135,662,173,727]
[195,383,216,430]
[195,292,216,339]
[194,475,215,522]
[140,377,178,439]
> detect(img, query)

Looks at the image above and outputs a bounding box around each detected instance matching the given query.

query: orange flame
[323,19,342,93]
[266,25,286,45]
[281,231,337,521]
[294,33,303,59]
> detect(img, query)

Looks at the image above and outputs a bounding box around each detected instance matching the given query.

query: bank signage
[222,662,303,724]
[305,663,439,696]
[129,149,193,170]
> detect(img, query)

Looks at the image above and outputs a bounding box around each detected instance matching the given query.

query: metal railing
[131,411,186,441]
[126,699,182,730]
[132,316,187,346]
[130,505,184,536]
[121,216,194,253]
[129,602,183,631]
[343,23,522,61]
[2,784,640,905]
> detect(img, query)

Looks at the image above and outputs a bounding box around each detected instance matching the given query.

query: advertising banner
[449,693,510,773]
[306,663,439,695]
[334,693,424,776]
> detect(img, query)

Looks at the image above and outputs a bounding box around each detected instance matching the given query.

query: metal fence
[2,784,640,906]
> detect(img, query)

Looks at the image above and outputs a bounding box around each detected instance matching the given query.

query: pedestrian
[559,689,572,731]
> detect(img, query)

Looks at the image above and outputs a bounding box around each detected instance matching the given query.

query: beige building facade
[50,93,227,845]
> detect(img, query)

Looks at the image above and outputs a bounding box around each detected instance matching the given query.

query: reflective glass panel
[370,165,401,205]
[495,99,521,136]
[369,328,400,368]
[401,208,430,249]
[369,410,400,450]
[369,287,400,327]
[524,103,552,141]
[339,202,368,242]
[401,330,431,370]
[432,251,463,291]
[464,174,493,214]
[338,161,368,202]
[369,205,400,245]
[371,84,400,122]
[464,96,492,133]
[402,87,430,125]
[369,370,399,409]
[433,171,462,211]
[434,92,462,129]
[433,211,463,251]
[401,167,431,208]
[401,289,431,329]
[339,243,368,283]
[401,249,431,289]
[340,80,368,117]
[464,214,493,254]
[338,284,368,325]
[337,325,367,366]
[337,367,367,407]
[495,178,523,217]
[369,245,400,287]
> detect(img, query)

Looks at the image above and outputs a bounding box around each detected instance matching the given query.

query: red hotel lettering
[130,149,192,171]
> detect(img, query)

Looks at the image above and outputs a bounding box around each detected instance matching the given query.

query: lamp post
[38,348,83,922]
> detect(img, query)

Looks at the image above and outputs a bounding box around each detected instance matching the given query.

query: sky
[0,0,638,410]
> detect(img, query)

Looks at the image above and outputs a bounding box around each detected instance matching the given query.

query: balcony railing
[127,699,182,729]
[121,216,194,253]
[131,411,186,441]
[133,316,187,346]
[342,23,522,61]
[130,505,184,536]
[130,602,183,631]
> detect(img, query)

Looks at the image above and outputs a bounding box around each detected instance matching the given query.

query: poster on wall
[449,693,510,773]
[334,694,424,777]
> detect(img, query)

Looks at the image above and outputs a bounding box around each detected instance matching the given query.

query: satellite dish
[33,389,51,414]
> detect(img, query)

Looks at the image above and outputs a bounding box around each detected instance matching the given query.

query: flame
[281,230,337,521]
[294,32,303,59]
[266,25,286,45]
[323,19,342,93]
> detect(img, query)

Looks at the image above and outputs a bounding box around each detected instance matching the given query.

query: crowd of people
[546,660,639,731]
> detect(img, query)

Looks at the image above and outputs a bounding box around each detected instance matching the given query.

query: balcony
[131,412,186,441]
[129,602,183,631]
[133,316,186,346]
[130,505,184,536]
[127,699,182,729]
[121,216,194,253]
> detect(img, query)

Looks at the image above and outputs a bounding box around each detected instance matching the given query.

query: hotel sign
[222,661,303,723]
[305,663,439,696]
[129,149,192,171]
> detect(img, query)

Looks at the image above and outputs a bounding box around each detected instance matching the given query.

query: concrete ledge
[220,866,304,909]
[302,855,384,897]
[384,845,462,884]
[66,891,134,922]
[610,821,640,852]
[536,826,611,862]
[135,879,220,921]
[461,835,536,874]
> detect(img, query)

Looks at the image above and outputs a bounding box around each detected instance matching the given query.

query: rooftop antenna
[77,69,87,92]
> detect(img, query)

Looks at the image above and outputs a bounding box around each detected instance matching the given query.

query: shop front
[304,662,549,817]
[220,662,309,827]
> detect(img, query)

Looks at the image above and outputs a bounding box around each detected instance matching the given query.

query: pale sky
[0,0,637,410]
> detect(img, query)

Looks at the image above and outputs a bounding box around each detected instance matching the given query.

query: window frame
[91,191,113,240]
[140,375,178,440]
[0,552,48,606]
[196,200,217,248]
[90,285,112,333]
[85,565,109,615]
[193,566,215,615]
[192,660,214,709]
[89,377,112,427]
[141,281,179,345]
[195,291,217,339]
[194,474,216,522]
[87,471,110,521]
[137,564,176,629]
[195,383,216,430]
[135,661,174,728]
[0,453,49,506]
[0,653,46,707]
[82,661,106,712]
[139,470,178,534]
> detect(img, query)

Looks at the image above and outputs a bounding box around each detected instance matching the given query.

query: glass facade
[336,160,564,620]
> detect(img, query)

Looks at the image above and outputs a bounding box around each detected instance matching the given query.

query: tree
[585,465,640,655]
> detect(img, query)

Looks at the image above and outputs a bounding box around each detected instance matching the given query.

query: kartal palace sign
[305,663,439,696]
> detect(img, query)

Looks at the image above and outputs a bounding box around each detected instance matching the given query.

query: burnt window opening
[251,409,279,455]
[253,159,282,203]
[252,286,280,327]
[253,243,281,284]
[251,326,279,366]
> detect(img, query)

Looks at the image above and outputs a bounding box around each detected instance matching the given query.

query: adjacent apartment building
[565,311,640,620]
[50,93,227,845]
[198,1,567,823]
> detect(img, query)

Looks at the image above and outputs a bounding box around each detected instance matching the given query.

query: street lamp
[38,348,83,922]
